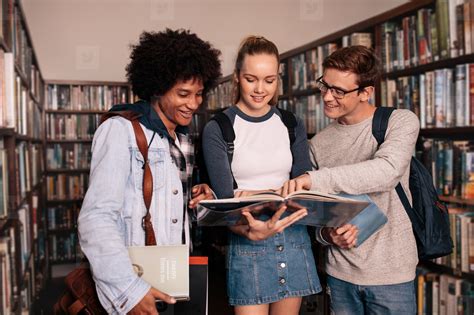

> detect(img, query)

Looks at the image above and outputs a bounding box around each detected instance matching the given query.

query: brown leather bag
[54,111,157,314]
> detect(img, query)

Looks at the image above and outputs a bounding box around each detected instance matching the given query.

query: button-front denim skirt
[226,225,321,306]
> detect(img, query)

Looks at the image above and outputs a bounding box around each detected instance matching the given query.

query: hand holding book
[129,287,176,315]
[322,224,359,249]
[188,184,214,209]
[197,190,369,227]
[280,173,312,197]
[197,190,387,246]
[229,204,308,241]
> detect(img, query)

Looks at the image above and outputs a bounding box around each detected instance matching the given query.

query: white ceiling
[22,0,408,82]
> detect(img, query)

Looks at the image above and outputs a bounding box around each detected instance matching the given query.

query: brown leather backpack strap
[101,110,157,246]
[100,110,142,124]
[131,120,157,246]
[67,299,85,315]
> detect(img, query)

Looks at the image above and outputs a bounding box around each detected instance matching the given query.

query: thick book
[158,256,209,315]
[128,245,189,301]
[197,190,370,228]
[340,194,388,246]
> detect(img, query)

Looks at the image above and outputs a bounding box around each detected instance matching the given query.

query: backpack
[372,106,453,260]
[211,107,297,189]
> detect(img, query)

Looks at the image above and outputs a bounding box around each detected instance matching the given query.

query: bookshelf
[205,0,474,313]
[0,0,47,313]
[43,80,131,276]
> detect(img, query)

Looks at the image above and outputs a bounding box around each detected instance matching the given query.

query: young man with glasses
[281,45,419,314]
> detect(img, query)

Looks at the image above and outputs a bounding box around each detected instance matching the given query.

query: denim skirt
[226,225,321,306]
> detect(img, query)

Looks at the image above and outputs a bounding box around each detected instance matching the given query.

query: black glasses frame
[315,76,364,99]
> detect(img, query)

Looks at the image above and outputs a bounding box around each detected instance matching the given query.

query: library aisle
[0,0,473,314]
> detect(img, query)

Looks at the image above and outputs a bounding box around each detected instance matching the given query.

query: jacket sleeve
[78,117,150,314]
[308,110,420,195]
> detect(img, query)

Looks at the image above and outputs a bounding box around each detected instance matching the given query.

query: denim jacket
[78,116,189,314]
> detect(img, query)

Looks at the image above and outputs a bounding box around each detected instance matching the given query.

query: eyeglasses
[315,76,363,99]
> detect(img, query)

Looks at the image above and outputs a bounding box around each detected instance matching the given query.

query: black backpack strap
[372,107,395,147]
[276,107,297,145]
[372,107,412,212]
[211,112,238,189]
[211,108,297,190]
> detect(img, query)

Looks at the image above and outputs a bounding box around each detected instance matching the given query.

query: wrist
[319,227,332,246]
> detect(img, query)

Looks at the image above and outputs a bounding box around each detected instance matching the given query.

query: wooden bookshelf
[46,139,93,143]
[419,127,474,140]
[43,80,131,276]
[439,196,474,207]
[383,53,474,79]
[421,261,474,283]
[0,1,47,312]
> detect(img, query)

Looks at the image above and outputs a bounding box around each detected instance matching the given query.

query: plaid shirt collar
[168,133,194,207]
[167,132,194,244]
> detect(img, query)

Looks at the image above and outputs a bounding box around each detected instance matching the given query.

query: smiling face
[235,53,279,117]
[321,68,374,125]
[153,78,204,133]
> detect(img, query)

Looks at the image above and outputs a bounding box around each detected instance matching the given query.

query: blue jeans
[327,275,416,315]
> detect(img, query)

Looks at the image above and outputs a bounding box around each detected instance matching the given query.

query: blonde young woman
[202,36,321,315]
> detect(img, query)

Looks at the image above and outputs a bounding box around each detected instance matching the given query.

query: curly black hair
[126,29,222,101]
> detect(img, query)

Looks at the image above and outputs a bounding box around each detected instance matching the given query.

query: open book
[197,190,370,228]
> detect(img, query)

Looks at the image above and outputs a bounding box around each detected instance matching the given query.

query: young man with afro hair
[78,29,221,314]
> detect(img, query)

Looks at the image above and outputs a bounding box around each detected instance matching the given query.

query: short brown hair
[232,36,280,105]
[323,45,381,87]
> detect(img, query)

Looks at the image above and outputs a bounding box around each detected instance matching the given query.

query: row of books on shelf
[0,141,8,218]
[419,139,474,198]
[17,142,42,199]
[47,84,129,111]
[289,43,338,92]
[0,230,17,315]
[1,237,43,315]
[46,113,100,140]
[206,80,232,110]
[0,49,42,136]
[432,210,474,274]
[205,0,474,105]
[281,33,371,93]
[416,267,473,315]
[17,196,39,274]
[290,35,372,93]
[46,143,91,170]
[46,174,88,201]
[378,0,474,72]
[2,0,42,97]
[1,140,42,219]
[20,264,36,315]
[11,2,32,85]
[0,198,41,314]
[48,205,78,231]
[49,233,81,263]
[189,114,207,138]
[279,95,332,135]
[381,63,474,128]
